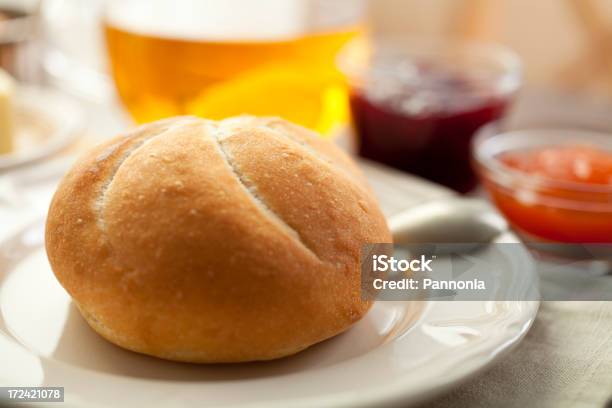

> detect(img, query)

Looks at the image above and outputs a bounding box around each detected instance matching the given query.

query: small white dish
[0,86,83,171]
[0,218,538,407]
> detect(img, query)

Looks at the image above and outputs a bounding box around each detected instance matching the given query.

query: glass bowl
[473,126,612,266]
[338,36,523,193]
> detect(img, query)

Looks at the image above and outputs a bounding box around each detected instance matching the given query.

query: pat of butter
[0,69,15,155]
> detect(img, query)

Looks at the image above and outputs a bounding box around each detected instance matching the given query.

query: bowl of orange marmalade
[474,128,612,254]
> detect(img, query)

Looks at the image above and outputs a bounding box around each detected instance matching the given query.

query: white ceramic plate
[0,218,538,408]
[0,86,83,171]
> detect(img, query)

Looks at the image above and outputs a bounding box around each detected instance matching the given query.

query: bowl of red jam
[338,37,522,193]
[474,128,612,248]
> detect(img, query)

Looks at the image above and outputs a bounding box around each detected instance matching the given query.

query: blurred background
[1,0,611,190]
[373,0,612,98]
[33,0,612,103]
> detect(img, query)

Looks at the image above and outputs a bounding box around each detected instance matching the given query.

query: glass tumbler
[104,0,367,134]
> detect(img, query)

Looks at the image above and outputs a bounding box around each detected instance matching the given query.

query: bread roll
[45,116,391,363]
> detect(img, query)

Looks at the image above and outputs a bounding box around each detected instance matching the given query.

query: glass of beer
[103,0,367,135]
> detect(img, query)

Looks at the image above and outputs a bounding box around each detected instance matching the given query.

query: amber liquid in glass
[104,7,360,134]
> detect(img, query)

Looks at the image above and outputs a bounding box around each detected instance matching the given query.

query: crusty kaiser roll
[45,115,391,363]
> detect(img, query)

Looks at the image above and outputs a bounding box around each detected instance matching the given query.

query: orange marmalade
[487,145,612,243]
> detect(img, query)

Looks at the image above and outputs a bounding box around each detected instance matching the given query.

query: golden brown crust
[45,116,392,363]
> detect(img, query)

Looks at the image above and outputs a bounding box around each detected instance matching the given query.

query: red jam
[349,65,511,193]
[488,145,612,243]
